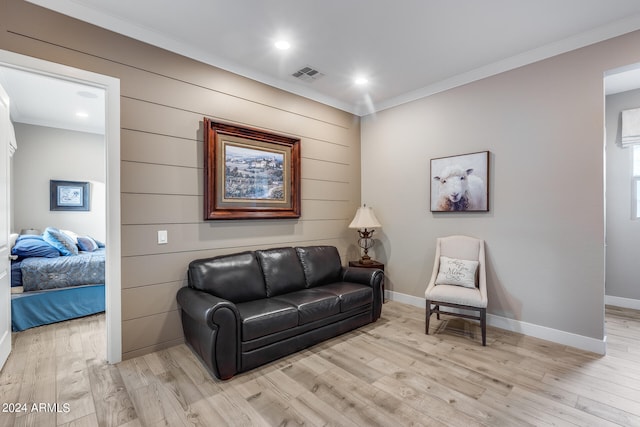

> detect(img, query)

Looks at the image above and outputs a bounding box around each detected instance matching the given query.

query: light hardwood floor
[1,302,639,426]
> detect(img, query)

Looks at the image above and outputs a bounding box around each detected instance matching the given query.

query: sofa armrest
[342,266,384,320]
[342,266,383,287]
[177,287,238,329]
[176,287,240,380]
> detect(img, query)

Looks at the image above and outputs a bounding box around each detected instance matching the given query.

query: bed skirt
[11,284,105,332]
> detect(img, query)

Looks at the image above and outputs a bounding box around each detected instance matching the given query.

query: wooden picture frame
[430,151,489,212]
[204,118,301,220]
[50,180,90,211]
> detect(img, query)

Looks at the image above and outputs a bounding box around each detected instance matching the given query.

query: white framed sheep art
[430,151,489,212]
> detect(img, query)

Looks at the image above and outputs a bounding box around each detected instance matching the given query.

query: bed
[10,228,105,331]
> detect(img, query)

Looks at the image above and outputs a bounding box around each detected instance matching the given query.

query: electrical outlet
[157,230,168,245]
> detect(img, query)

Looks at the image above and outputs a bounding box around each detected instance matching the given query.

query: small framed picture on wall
[50,180,90,211]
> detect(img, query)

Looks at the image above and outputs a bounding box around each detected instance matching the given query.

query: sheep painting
[430,151,489,212]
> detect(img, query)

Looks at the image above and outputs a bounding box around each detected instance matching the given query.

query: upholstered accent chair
[425,235,487,345]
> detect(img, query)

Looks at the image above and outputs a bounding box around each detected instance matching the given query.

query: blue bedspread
[11,285,105,331]
[11,260,23,287]
[20,249,105,292]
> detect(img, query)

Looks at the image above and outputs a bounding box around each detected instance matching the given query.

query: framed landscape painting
[50,180,90,211]
[204,118,301,220]
[430,151,489,212]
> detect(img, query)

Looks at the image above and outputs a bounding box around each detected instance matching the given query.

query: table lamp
[348,205,382,264]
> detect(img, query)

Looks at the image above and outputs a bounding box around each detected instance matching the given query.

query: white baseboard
[386,290,425,307]
[486,314,606,355]
[385,290,607,355]
[605,295,640,310]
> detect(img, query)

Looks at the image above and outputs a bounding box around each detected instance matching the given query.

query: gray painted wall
[605,89,640,301]
[361,31,640,341]
[12,123,106,240]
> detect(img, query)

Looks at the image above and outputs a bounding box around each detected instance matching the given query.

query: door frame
[0,81,12,369]
[0,49,122,363]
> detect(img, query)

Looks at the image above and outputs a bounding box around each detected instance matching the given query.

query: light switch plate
[157,230,168,244]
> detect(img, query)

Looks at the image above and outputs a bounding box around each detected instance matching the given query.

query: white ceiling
[5,0,640,128]
[0,66,105,134]
[26,0,640,115]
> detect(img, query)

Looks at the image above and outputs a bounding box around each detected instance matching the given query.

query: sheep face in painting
[433,165,486,211]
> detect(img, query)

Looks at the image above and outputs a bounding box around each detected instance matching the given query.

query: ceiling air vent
[292,66,324,83]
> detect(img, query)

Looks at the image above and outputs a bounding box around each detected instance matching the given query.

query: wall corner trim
[386,290,607,355]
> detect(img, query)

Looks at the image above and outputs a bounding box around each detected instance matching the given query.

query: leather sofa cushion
[236,299,299,341]
[272,289,340,325]
[256,247,306,297]
[318,282,373,312]
[188,252,266,303]
[241,306,372,353]
[295,246,343,288]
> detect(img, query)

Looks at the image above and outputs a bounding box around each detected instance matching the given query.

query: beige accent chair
[425,235,487,345]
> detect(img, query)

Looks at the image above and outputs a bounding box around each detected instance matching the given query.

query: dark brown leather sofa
[176,245,383,380]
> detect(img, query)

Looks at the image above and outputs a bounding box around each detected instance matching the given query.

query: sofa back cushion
[188,251,266,303]
[256,247,306,297]
[295,246,343,288]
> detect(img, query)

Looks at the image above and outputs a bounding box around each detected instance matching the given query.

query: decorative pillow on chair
[43,227,79,256]
[435,256,479,288]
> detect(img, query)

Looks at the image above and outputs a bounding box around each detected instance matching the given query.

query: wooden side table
[349,260,385,303]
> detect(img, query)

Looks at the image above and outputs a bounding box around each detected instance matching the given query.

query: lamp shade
[348,206,381,229]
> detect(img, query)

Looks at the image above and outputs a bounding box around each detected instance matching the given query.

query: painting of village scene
[223,143,286,201]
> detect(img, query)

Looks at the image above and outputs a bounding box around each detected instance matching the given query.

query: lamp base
[356,228,375,265]
[359,255,373,264]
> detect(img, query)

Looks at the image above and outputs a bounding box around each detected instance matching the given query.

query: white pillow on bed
[9,233,18,249]
[61,229,79,244]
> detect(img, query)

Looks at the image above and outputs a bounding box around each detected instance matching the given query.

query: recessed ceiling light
[275,40,291,50]
[355,76,369,85]
[76,111,89,118]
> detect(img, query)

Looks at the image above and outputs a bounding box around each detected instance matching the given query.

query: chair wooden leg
[435,304,440,320]
[425,300,431,334]
[480,308,486,346]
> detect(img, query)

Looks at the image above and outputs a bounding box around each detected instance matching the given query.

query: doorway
[604,63,640,315]
[0,49,122,363]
